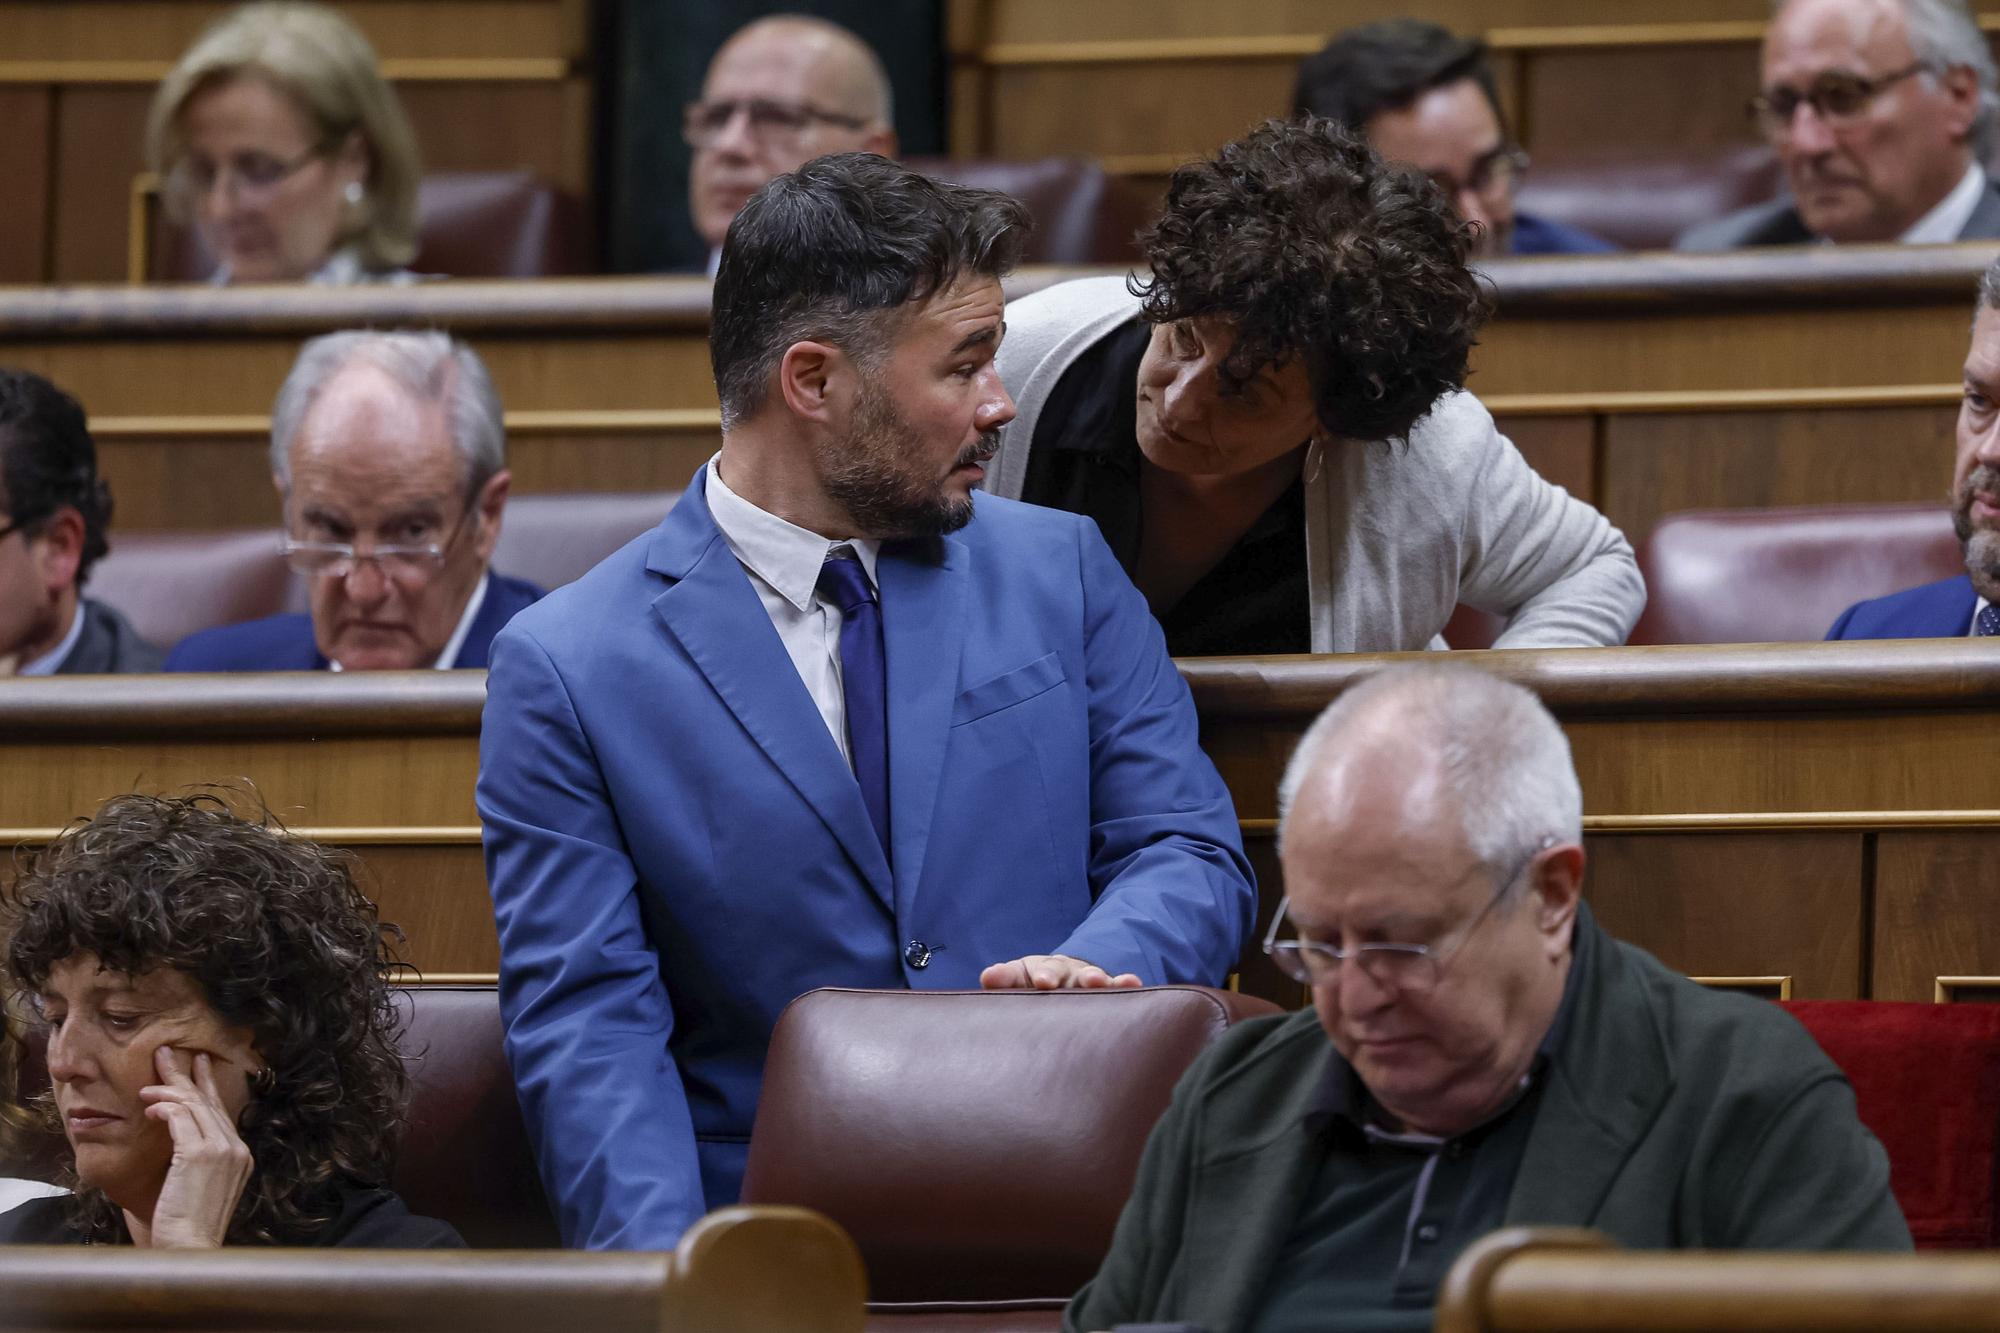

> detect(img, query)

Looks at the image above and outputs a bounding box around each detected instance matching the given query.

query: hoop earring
[249,1065,277,1097]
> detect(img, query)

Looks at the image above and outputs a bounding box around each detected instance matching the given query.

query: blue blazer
[164,572,544,670]
[477,470,1255,1250]
[1826,575,1977,640]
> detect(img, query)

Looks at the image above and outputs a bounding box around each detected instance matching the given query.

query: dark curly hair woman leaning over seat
[985,117,1644,655]
[0,793,461,1247]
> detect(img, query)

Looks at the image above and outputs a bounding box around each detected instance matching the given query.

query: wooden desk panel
[3,643,1993,998]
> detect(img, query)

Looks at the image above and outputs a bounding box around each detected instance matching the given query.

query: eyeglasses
[280,505,473,583]
[1428,145,1530,204]
[1748,63,1927,138]
[682,97,870,149]
[1262,836,1559,994]
[165,144,330,209]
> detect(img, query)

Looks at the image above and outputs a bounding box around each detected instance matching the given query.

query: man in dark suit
[167,331,540,671]
[1830,258,2000,637]
[478,154,1256,1249]
[1680,0,2000,249]
[1294,19,1617,258]
[0,369,161,675]
[1067,664,1909,1333]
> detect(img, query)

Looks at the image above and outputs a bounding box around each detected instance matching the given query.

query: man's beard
[1953,462,2000,600]
[818,377,999,539]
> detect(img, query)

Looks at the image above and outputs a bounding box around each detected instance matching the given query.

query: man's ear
[471,468,512,562]
[776,339,849,425]
[1530,842,1585,956]
[32,507,85,597]
[1941,64,1983,142]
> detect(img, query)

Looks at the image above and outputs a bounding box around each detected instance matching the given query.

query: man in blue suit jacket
[478,155,1257,1250]
[1830,259,2000,641]
[167,330,543,671]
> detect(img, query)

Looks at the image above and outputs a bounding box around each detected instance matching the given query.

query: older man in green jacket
[1066,664,1909,1333]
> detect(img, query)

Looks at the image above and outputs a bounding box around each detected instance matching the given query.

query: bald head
[688,16,897,250]
[1277,664,1581,867]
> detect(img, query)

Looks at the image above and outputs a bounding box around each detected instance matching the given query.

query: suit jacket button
[904,940,932,969]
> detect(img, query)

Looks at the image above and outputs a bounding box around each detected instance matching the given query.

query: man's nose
[976,373,1017,431]
[340,556,392,606]
[1782,101,1838,155]
[708,104,758,158]
[1334,957,1394,1016]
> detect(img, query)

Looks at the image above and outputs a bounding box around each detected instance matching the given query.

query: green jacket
[1065,911,1911,1333]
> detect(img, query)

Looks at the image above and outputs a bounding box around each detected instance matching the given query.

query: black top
[1017,320,1311,656]
[0,1184,465,1248]
[1243,924,1592,1333]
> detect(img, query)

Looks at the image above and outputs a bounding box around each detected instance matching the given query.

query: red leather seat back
[151,170,590,280]
[1515,144,1784,252]
[1782,1000,2000,1248]
[89,528,301,651]
[494,491,678,591]
[908,157,1156,266]
[4,986,556,1247]
[741,986,1282,1304]
[1630,504,1963,645]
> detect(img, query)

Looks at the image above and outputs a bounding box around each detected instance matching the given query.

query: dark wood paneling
[1495,414,1596,504]
[48,85,152,285]
[1517,45,1763,155]
[1873,830,2000,1003]
[1584,832,1864,999]
[0,88,52,285]
[1600,404,1955,545]
[363,843,498,974]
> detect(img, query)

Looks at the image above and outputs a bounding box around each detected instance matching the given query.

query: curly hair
[1134,117,1490,444]
[2,792,409,1245]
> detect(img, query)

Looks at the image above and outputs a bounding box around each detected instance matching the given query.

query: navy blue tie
[1979,604,2000,637]
[817,554,891,861]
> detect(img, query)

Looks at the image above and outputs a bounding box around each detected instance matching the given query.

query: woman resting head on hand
[0,792,461,1247]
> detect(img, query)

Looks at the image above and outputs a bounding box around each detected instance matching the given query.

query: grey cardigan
[989,277,1645,652]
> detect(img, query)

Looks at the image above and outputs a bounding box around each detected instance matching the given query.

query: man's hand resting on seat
[979,954,1143,990]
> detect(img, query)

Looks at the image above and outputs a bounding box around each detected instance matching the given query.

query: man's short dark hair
[1135,118,1488,444]
[1293,18,1506,137]
[0,370,111,583]
[709,153,1030,429]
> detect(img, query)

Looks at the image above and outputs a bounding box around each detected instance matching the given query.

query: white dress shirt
[704,456,880,763]
[16,601,86,675]
[1900,163,1987,244]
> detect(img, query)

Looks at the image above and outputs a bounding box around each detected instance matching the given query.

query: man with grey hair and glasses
[1681,0,2000,248]
[166,329,541,671]
[1066,663,1908,1333]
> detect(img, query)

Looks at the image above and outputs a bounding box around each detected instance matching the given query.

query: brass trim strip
[1482,385,1961,417]
[1935,976,2000,1002]
[1691,975,1794,999]
[0,57,571,84]
[392,971,500,987]
[1240,811,2000,836]
[0,826,483,846]
[89,408,723,440]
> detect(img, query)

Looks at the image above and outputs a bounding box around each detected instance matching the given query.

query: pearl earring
[344,182,364,206]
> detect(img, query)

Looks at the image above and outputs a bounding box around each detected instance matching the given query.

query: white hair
[1773,0,1999,156]
[270,330,505,494]
[1275,664,1583,873]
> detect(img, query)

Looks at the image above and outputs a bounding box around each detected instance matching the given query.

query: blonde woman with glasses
[146,2,422,285]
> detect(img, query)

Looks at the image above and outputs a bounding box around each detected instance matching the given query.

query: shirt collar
[16,601,86,676]
[1900,162,1987,245]
[703,454,881,609]
[325,570,489,672]
[1302,902,1593,1143]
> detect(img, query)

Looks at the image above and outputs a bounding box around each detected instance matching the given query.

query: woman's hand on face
[138,1047,254,1248]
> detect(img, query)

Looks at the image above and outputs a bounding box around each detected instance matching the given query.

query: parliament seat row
[8,984,1996,1328]
[88,498,1960,654]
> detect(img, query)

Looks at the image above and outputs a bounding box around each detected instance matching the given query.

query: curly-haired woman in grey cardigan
[987,118,1644,655]
[0,793,460,1248]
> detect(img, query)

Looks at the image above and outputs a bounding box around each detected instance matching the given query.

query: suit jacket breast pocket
[951,651,1067,726]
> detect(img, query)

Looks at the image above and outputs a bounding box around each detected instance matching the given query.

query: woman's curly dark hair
[2,791,409,1245]
[1134,116,1491,444]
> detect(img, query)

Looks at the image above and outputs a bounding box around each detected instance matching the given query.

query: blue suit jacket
[1511,211,1619,256]
[476,471,1256,1250]
[164,572,544,670]
[1825,574,1977,639]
